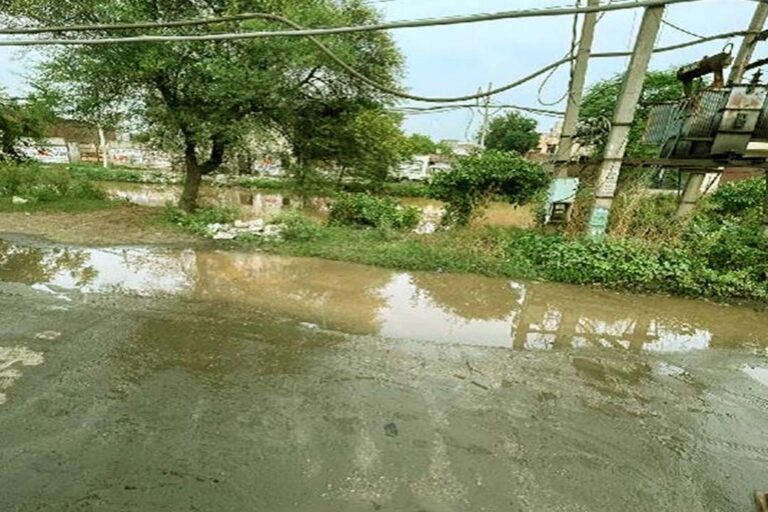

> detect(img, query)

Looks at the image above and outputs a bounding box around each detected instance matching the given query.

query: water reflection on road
[2,239,765,353]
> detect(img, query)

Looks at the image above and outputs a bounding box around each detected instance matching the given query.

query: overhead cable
[0,0,740,38]
[0,12,756,104]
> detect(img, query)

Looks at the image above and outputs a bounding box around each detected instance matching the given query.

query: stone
[11,196,28,205]
[263,224,282,238]
[212,230,237,241]
[234,220,249,229]
[246,219,265,232]
[207,223,224,234]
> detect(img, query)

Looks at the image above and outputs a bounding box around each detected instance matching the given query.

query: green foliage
[404,133,453,156]
[0,163,105,202]
[0,90,56,160]
[484,112,539,154]
[163,206,237,236]
[272,211,323,242]
[704,176,765,218]
[18,0,404,211]
[329,193,420,230]
[429,150,549,226]
[578,70,685,156]
[289,107,411,188]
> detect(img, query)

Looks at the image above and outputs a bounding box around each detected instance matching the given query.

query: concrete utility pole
[478,83,492,149]
[554,0,599,178]
[729,2,768,84]
[587,5,665,238]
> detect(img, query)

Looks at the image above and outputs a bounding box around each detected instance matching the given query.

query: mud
[1,237,767,511]
[0,205,195,245]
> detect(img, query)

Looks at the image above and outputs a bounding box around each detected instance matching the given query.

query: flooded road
[100,181,535,227]
[1,237,767,511]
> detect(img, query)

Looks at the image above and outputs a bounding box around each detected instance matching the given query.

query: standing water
[1,237,767,511]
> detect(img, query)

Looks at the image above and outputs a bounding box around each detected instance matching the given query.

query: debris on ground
[207,218,283,241]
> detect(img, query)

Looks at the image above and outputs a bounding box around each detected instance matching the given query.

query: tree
[283,100,410,189]
[484,112,539,154]
[577,70,685,157]
[0,90,56,160]
[403,133,453,157]
[429,150,550,226]
[11,0,403,211]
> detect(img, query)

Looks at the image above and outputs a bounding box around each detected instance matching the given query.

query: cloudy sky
[374,0,765,140]
[0,0,763,141]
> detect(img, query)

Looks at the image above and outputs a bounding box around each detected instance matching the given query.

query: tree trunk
[98,125,109,169]
[179,161,203,213]
[179,138,202,212]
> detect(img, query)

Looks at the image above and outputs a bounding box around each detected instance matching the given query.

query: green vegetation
[577,70,685,157]
[14,0,405,212]
[163,206,237,236]
[484,111,540,155]
[0,163,106,201]
[405,134,453,156]
[329,193,420,230]
[0,90,56,160]
[429,150,549,226]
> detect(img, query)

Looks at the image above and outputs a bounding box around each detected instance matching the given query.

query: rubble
[206,218,282,241]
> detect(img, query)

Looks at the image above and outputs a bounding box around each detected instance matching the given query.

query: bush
[273,211,323,242]
[329,193,420,230]
[164,206,237,235]
[0,163,105,202]
[429,150,549,226]
[703,176,765,218]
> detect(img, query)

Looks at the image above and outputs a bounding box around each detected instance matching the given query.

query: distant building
[527,122,592,162]
[440,140,481,157]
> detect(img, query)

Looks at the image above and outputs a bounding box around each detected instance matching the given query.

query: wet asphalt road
[1,241,768,511]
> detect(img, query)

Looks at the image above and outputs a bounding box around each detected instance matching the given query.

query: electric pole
[729,2,768,84]
[478,83,492,148]
[554,0,599,178]
[587,5,665,238]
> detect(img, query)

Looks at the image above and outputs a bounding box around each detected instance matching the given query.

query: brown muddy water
[100,181,535,227]
[1,237,768,511]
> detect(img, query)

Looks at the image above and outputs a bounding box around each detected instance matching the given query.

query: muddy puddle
[1,238,765,352]
[100,181,534,227]
[2,236,768,510]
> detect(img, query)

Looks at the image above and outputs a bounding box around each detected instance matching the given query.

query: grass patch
[162,206,238,236]
[0,197,117,213]
[0,162,118,214]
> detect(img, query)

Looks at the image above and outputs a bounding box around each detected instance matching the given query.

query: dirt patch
[0,205,197,245]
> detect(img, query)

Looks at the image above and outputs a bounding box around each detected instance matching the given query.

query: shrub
[0,163,105,201]
[328,193,420,230]
[164,206,237,235]
[429,150,549,226]
[273,211,323,242]
[703,176,765,218]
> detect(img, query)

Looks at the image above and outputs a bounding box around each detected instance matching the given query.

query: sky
[0,0,763,141]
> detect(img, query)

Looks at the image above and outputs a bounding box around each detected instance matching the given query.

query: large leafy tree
[484,111,539,155]
[7,0,403,211]
[577,70,685,157]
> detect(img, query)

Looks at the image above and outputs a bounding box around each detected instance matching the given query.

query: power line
[0,0,743,38]
[661,18,706,39]
[0,9,755,106]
